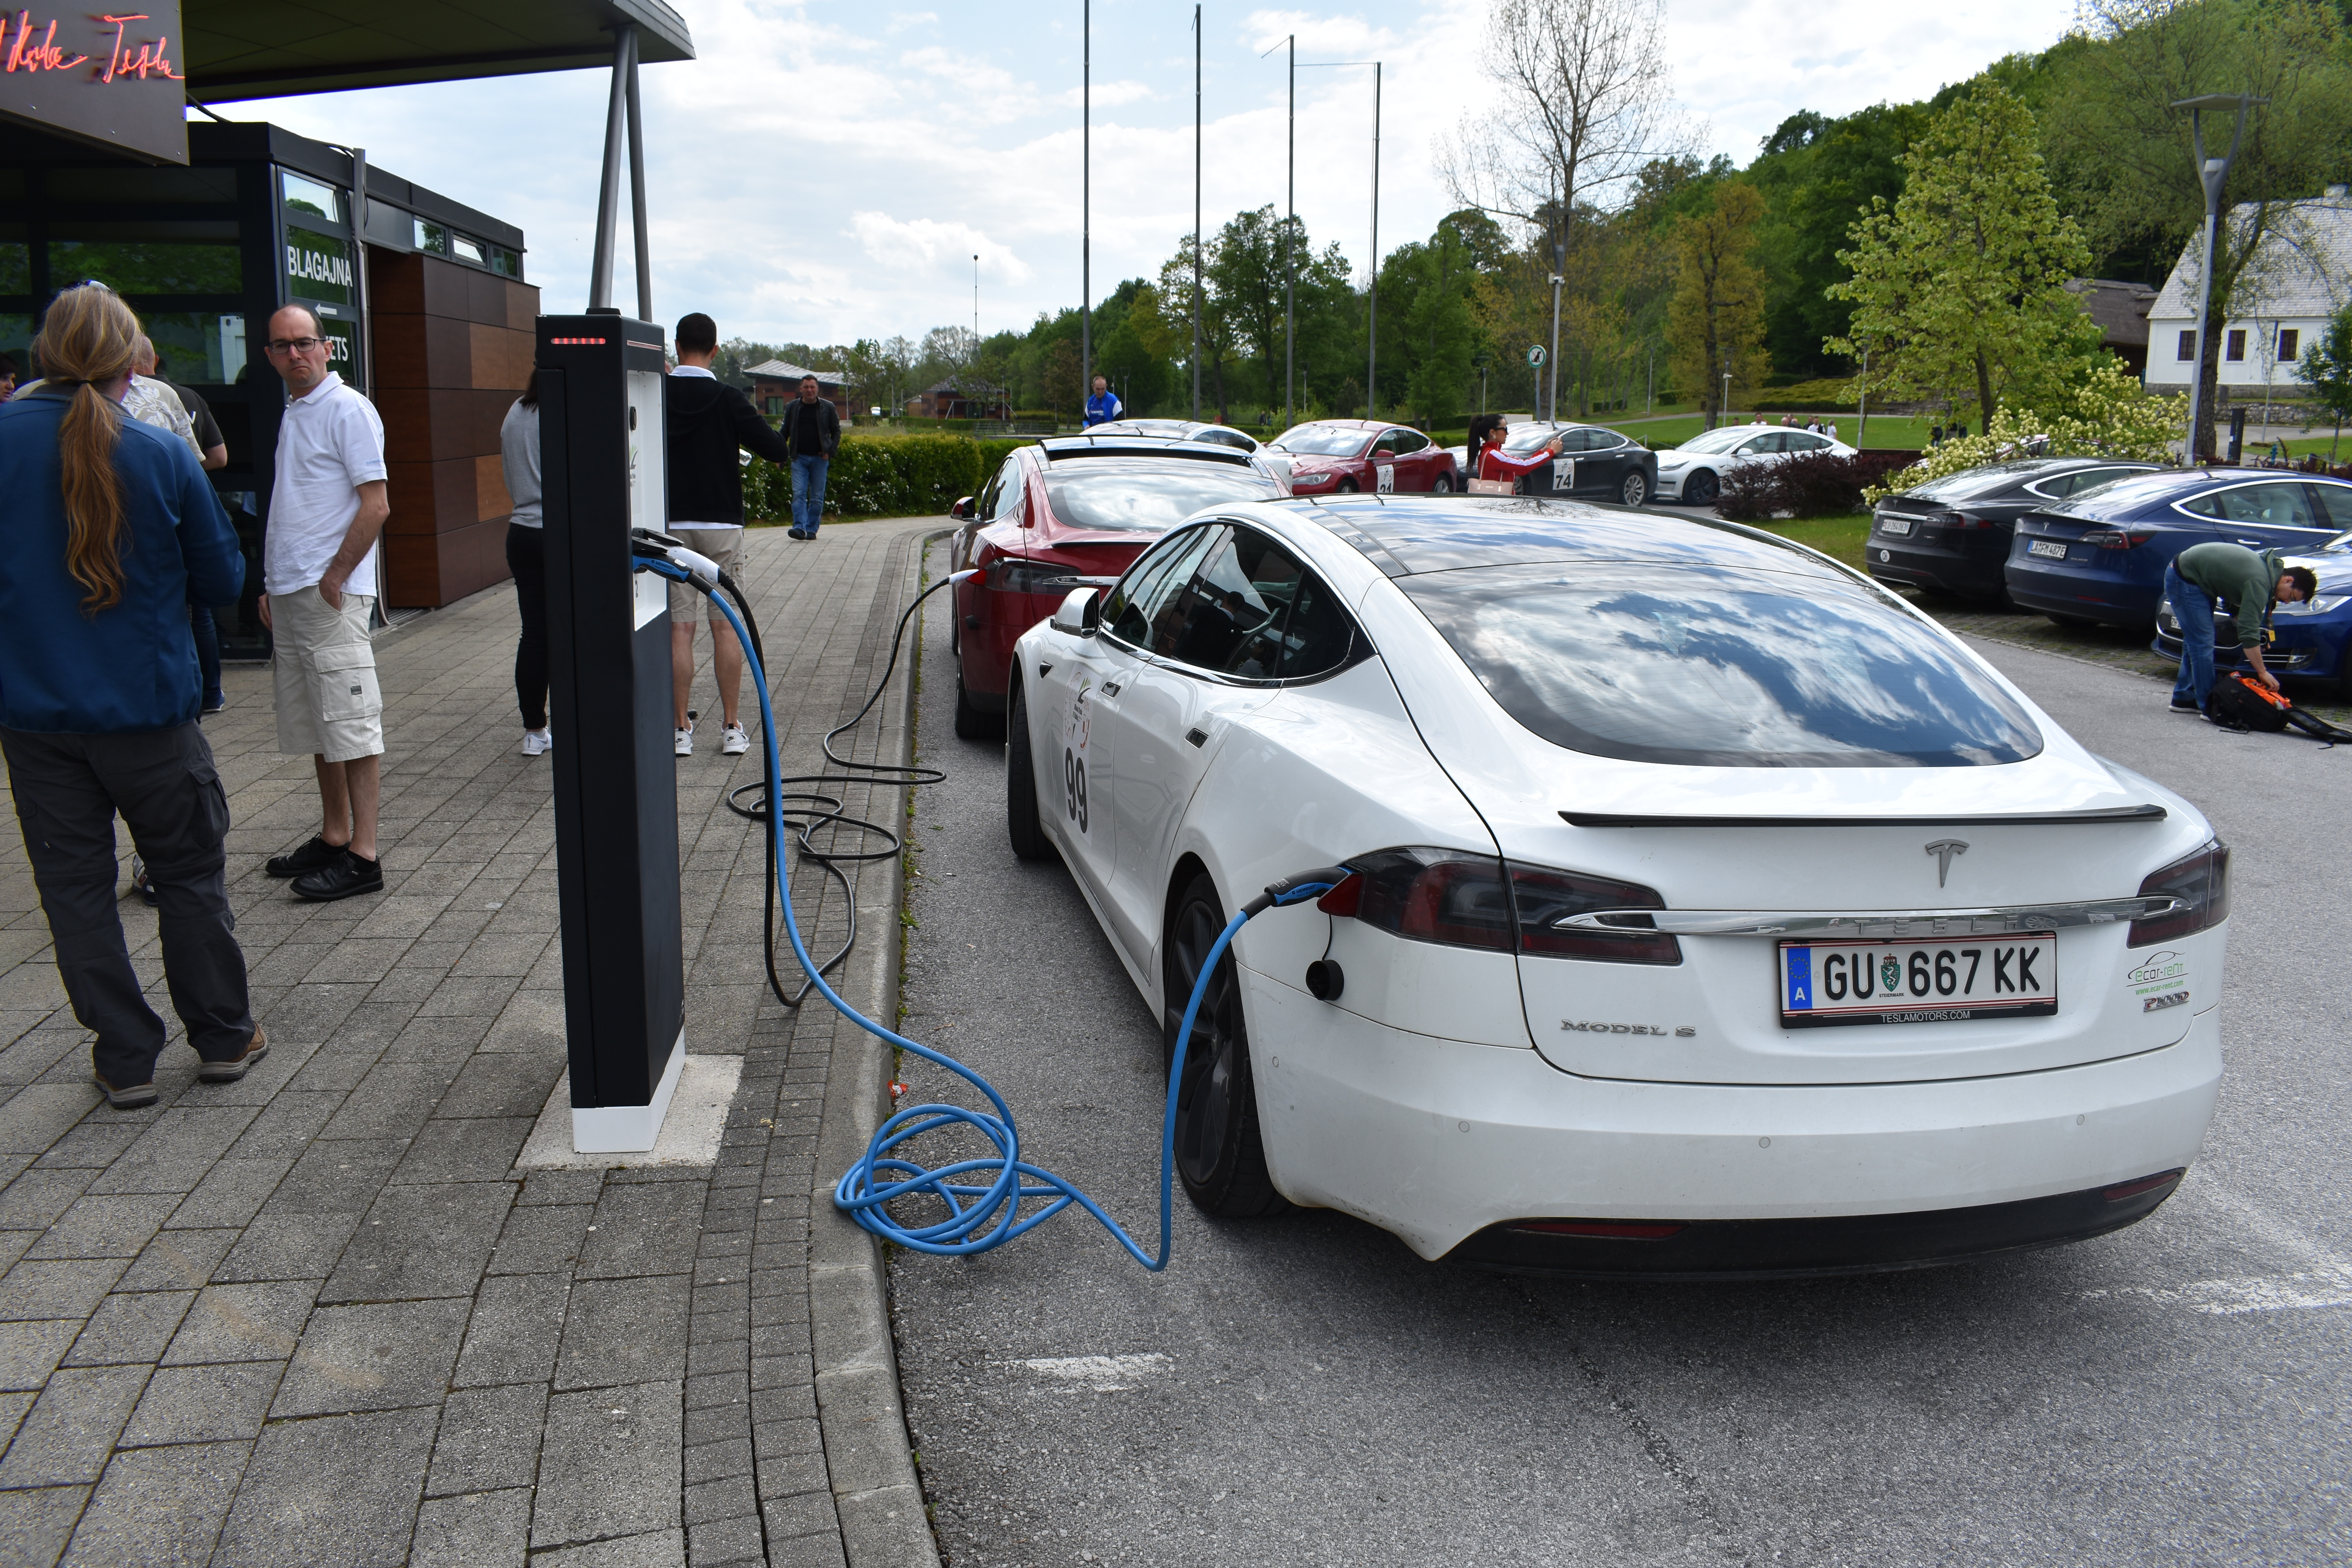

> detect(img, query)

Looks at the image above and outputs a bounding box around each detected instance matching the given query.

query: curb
[810,527,945,1568]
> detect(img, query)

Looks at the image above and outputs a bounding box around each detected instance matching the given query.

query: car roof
[1034,434,1257,466]
[2041,465,2352,514]
[1260,494,1854,581]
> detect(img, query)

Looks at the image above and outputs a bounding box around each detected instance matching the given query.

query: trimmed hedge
[743,434,1038,521]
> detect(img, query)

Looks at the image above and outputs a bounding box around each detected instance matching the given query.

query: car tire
[1004,683,1052,863]
[1336,478,1359,494]
[2044,612,2100,631]
[1163,872,1287,1219]
[1683,469,1719,506]
[1621,471,1649,507]
[1432,473,1454,494]
[953,673,1002,740]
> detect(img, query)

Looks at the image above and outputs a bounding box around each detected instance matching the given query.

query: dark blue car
[2153,532,2352,699]
[2005,468,2352,629]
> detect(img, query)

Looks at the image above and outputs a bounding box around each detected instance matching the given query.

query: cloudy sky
[226,1,2072,350]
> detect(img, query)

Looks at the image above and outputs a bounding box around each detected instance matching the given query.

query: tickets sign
[0,5,189,164]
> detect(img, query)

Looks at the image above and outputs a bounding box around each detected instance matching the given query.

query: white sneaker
[722,722,751,757]
[521,728,552,756]
[675,722,694,757]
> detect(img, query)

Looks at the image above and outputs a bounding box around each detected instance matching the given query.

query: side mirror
[1049,586,1102,637]
[950,495,975,521]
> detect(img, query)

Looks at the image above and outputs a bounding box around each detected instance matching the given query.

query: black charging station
[537,310,686,1152]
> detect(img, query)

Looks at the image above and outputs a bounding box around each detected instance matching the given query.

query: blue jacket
[0,388,244,733]
[1084,390,1123,426]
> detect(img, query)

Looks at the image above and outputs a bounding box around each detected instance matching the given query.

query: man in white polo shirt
[256,304,391,902]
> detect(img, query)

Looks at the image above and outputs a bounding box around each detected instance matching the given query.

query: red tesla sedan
[947,436,1286,737]
[1268,419,1459,496]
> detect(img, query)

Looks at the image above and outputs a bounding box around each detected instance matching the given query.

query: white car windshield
[1673,426,1762,456]
[1402,563,2044,768]
[1273,424,1372,457]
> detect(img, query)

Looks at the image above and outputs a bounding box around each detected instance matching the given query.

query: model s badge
[1925,838,1969,887]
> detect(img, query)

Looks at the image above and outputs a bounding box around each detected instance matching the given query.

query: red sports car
[1268,419,1459,496]
[948,436,1286,737]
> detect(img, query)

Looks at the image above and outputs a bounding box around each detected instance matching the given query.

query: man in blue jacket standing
[0,285,260,1109]
[1084,374,1122,427]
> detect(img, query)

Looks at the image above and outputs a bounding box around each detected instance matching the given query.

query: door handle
[1103,681,1121,697]
[1185,727,1208,748]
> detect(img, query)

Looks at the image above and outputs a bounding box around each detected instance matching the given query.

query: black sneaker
[291,849,384,902]
[2170,696,2202,713]
[266,835,347,878]
[129,857,159,907]
[93,1073,158,1110]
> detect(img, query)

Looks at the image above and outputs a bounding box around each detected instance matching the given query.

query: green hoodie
[2175,541,2287,649]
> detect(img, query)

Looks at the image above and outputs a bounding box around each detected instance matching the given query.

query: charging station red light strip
[548,336,608,345]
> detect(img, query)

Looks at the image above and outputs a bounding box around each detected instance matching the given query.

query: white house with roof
[2145,187,2352,400]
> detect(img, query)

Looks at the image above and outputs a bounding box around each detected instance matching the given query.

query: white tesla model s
[1004,495,2224,1278]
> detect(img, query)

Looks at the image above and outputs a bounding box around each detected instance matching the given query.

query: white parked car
[1004,494,2223,1276]
[1655,423,1854,506]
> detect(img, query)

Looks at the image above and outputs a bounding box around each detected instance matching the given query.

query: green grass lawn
[1600,412,1940,452]
[1748,514,1874,570]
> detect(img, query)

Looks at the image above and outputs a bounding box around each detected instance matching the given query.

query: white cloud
[1056,79,1156,107]
[850,214,1035,284]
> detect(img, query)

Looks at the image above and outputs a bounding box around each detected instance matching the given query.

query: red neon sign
[0,10,181,81]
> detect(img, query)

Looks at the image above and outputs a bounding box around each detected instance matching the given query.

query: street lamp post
[2172,92,2264,465]
[1081,0,1091,401]
[1192,3,1202,420]
[1285,34,1294,429]
[1546,245,1564,423]
[1721,367,1731,426]
[1367,62,1380,418]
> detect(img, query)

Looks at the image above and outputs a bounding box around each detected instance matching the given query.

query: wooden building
[746,359,850,419]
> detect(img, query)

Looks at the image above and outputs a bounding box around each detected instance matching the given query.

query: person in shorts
[256,305,392,901]
[664,313,793,757]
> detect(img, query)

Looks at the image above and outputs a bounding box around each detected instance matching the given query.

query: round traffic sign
[1526,345,1546,368]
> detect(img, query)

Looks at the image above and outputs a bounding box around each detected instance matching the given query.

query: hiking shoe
[198,1027,269,1083]
[129,857,160,908]
[266,835,346,879]
[722,722,751,756]
[93,1073,158,1110]
[675,722,694,757]
[2170,696,2202,713]
[291,849,383,902]
[787,527,811,540]
[522,728,553,757]
[202,694,227,715]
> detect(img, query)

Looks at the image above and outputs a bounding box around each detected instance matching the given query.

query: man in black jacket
[780,374,842,539]
[665,313,793,757]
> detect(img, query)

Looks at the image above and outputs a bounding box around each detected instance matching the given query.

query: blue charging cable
[635,554,1345,1269]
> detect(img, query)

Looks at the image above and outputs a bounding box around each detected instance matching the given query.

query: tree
[1829,79,2100,426]
[2297,303,2352,460]
[1377,220,1482,426]
[1665,183,1770,429]
[1866,359,2187,499]
[2039,0,2352,454]
[1748,102,1929,379]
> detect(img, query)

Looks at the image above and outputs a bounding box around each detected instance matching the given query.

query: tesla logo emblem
[1925,839,1969,887]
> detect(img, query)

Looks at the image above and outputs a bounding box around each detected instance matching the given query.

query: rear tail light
[1506,863,1682,964]
[985,556,1072,593]
[1323,848,1679,963]
[2082,529,2154,550]
[2100,1169,2185,1203]
[1945,511,1996,530]
[2129,840,2229,946]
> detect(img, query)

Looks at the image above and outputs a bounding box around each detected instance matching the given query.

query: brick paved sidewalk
[0,519,936,1566]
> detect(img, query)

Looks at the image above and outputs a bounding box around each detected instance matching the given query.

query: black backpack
[2205,671,2352,745]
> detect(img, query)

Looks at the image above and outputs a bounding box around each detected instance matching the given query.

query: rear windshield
[1043,465,1277,533]
[1273,424,1371,457]
[1901,462,2050,502]
[1675,426,1760,455]
[1403,563,2044,767]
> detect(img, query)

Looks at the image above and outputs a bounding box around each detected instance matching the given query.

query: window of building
[2279,328,2300,361]
[487,245,521,278]
[280,170,342,224]
[2226,328,2247,361]
[2178,330,2196,361]
[452,234,486,265]
[414,220,447,255]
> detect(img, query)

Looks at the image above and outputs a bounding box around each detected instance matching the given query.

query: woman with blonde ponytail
[0,284,260,1110]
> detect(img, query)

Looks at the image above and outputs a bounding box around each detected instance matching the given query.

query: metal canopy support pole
[1081,0,1091,403]
[1285,34,1294,430]
[2174,92,2261,464]
[1191,3,1201,421]
[587,25,633,309]
[623,25,652,323]
[1367,62,1379,417]
[349,146,373,399]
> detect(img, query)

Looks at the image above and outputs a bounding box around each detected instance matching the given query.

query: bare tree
[1438,0,1682,240]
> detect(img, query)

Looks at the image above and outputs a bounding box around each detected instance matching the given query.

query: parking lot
[889,558,2352,1567]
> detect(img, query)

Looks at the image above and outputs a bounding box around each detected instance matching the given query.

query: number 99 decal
[1063,748,1088,832]
[1063,684,1093,838]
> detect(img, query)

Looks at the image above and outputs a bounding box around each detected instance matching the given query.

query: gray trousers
[0,723,254,1086]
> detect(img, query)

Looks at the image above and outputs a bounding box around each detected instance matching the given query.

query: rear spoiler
[1039,438,1253,466]
[1560,805,2167,828]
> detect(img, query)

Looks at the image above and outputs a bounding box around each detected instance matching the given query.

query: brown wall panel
[469,324,533,390]
[475,453,514,521]
[372,388,511,465]
[383,458,477,535]
[504,279,538,332]
[371,314,471,390]
[370,251,424,315]
[419,257,475,321]
[382,516,512,608]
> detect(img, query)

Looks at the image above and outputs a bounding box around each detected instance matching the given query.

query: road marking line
[1010,1352,1172,1391]
[2085,1268,2352,1316]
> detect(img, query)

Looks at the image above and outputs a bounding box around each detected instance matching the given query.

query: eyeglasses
[265,336,328,356]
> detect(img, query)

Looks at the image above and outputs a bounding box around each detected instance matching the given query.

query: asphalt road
[885,564,2352,1568]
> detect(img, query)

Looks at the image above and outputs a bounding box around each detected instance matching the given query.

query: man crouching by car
[2165,541,2318,712]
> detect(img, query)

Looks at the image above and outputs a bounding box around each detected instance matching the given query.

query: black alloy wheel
[1004,683,1051,862]
[1683,469,1719,506]
[953,671,1002,740]
[1621,471,1648,507]
[1162,873,1286,1217]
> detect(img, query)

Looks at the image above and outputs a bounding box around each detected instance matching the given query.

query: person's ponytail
[37,286,142,614]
